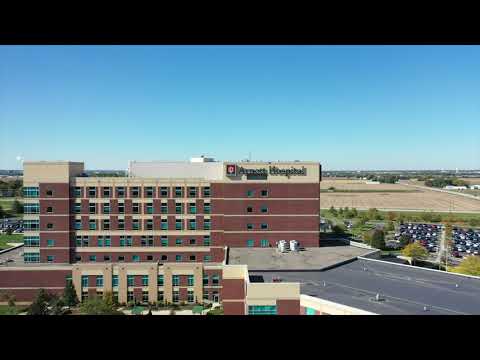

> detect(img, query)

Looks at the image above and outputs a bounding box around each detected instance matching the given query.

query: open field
[0,234,23,250]
[320,179,480,212]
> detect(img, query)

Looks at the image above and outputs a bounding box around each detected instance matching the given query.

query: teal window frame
[24,220,40,231]
[74,187,81,197]
[189,203,196,214]
[75,219,82,230]
[126,236,133,247]
[24,236,40,247]
[81,275,88,288]
[145,187,154,198]
[132,203,140,214]
[203,255,212,262]
[160,187,168,197]
[47,239,55,247]
[247,223,253,230]
[247,190,254,197]
[112,275,119,287]
[74,203,81,213]
[248,305,277,315]
[260,206,268,213]
[187,275,194,286]
[172,275,180,286]
[141,275,149,286]
[116,187,125,198]
[187,290,194,303]
[89,220,96,230]
[175,187,183,197]
[102,187,110,197]
[157,275,164,286]
[132,255,140,262]
[160,203,168,214]
[146,219,153,230]
[175,202,183,214]
[47,255,55,263]
[97,237,104,247]
[24,203,39,214]
[188,219,196,230]
[146,203,153,214]
[261,223,268,230]
[203,276,209,285]
[89,203,96,214]
[261,190,268,197]
[89,255,96,262]
[175,219,183,230]
[88,187,96,197]
[161,219,168,230]
[127,275,134,287]
[119,236,126,247]
[203,219,211,230]
[161,237,168,246]
[203,236,211,246]
[204,203,211,214]
[96,275,104,287]
[175,238,182,246]
[260,239,269,247]
[247,239,254,247]
[23,187,39,198]
[175,255,182,262]
[212,275,220,285]
[118,219,125,230]
[203,187,211,197]
[132,219,140,230]
[103,203,110,214]
[24,253,40,263]
[188,187,196,197]
[104,236,111,247]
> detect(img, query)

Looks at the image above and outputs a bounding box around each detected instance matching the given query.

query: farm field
[320,179,480,212]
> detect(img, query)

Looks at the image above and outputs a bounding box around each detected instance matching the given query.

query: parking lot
[0,218,24,234]
[394,223,442,257]
[451,227,480,259]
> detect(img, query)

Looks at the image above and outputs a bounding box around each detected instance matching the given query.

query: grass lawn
[0,234,23,250]
[0,197,22,217]
[320,189,418,193]
[0,305,28,315]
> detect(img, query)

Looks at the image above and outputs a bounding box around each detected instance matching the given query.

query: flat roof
[228,246,371,271]
[250,259,480,315]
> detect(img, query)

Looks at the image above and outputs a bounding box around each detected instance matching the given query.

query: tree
[79,296,123,315]
[329,206,337,216]
[62,281,79,307]
[449,256,480,276]
[12,199,23,214]
[351,208,358,218]
[385,221,395,232]
[338,207,344,216]
[469,218,480,227]
[328,186,335,191]
[370,229,386,250]
[398,213,406,224]
[387,211,396,222]
[332,224,346,235]
[401,243,428,266]
[27,289,54,315]
[399,235,411,248]
[0,205,4,218]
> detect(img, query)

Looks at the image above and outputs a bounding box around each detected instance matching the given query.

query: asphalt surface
[250,259,480,315]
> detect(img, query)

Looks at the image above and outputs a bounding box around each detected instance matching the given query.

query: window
[127,275,134,287]
[161,255,168,261]
[212,275,220,285]
[75,255,81,262]
[189,219,196,230]
[89,220,96,230]
[175,238,182,246]
[116,187,125,198]
[141,236,153,246]
[187,290,194,303]
[127,291,134,302]
[204,202,211,214]
[89,203,96,214]
[247,190,254,197]
[81,275,89,288]
[97,236,104,247]
[161,218,168,230]
[76,236,82,247]
[172,275,180,286]
[82,236,90,247]
[247,239,254,247]
[46,190,53,196]
[132,219,140,230]
[203,275,209,286]
[89,255,96,262]
[24,253,40,263]
[160,203,168,214]
[131,187,140,198]
[103,219,110,230]
[23,187,39,198]
[158,291,164,302]
[161,236,168,246]
[81,292,88,301]
[146,219,153,230]
[160,187,168,197]
[118,219,125,230]
[118,202,125,214]
[74,203,81,213]
[142,291,149,304]
[104,236,111,247]
[46,223,54,229]
[126,236,133,247]
[74,187,82,197]
[157,275,164,286]
[175,255,182,262]
[189,255,196,261]
[203,187,211,197]
[261,190,268,197]
[203,255,212,262]
[145,187,154,198]
[260,206,268,213]
[247,223,253,230]
[102,187,110,197]
[261,223,268,230]
[88,187,96,197]
[113,292,119,304]
[47,239,55,247]
[142,275,149,286]
[175,187,183,197]
[247,206,253,213]
[24,203,39,214]
[203,291,209,301]
[188,187,196,197]
[119,236,126,247]
[175,219,183,230]
[260,239,269,247]
[175,202,183,214]
[132,255,140,262]
[118,256,125,262]
[103,255,111,262]
[203,219,211,230]
[132,203,140,214]
[103,203,110,214]
[173,291,179,303]
[75,219,82,230]
[96,275,104,287]
[47,255,55,263]
[203,236,211,246]
[189,238,196,245]
[248,305,277,315]
[188,202,196,214]
[23,220,39,231]
[24,236,40,247]
[146,203,153,214]
[147,255,153,261]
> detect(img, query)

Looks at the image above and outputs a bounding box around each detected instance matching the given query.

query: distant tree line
[423,177,468,188]
[0,179,22,197]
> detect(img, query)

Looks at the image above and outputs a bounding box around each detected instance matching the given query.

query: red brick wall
[223,301,246,315]
[277,299,300,315]
[39,183,70,198]
[221,199,319,215]
[222,215,319,231]
[221,279,245,300]
[0,269,70,288]
[222,232,319,247]
[211,183,320,198]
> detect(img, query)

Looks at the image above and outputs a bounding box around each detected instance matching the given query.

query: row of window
[75,253,213,263]
[76,235,211,247]
[74,218,211,231]
[81,290,219,304]
[81,274,220,287]
[74,186,211,198]
[24,236,55,247]
[73,202,212,215]
[248,305,278,315]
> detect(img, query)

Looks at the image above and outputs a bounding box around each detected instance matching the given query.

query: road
[402,182,480,202]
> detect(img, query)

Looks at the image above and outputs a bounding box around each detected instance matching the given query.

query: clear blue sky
[1,45,479,170]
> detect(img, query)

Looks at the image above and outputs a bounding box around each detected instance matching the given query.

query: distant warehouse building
[0,157,321,315]
[444,185,468,190]
[470,185,480,190]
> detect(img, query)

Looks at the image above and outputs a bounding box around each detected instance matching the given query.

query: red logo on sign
[226,164,236,176]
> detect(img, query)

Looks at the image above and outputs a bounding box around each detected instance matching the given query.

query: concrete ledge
[0,243,23,255]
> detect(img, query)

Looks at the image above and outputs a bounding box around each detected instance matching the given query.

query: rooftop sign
[226,164,307,178]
